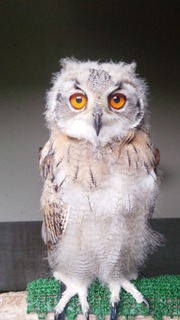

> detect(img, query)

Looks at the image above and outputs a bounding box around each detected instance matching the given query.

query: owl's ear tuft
[59,58,69,69]
[59,57,78,71]
[128,62,137,73]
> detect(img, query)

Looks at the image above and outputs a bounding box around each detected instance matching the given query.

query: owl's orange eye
[109,93,126,110]
[70,93,87,110]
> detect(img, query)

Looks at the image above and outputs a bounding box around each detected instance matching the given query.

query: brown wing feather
[121,129,159,172]
[40,140,68,252]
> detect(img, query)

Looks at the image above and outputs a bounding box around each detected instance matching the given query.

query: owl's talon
[54,311,65,320]
[143,297,150,314]
[84,311,89,320]
[110,302,118,320]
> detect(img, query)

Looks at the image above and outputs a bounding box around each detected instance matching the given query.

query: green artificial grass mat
[26,275,180,320]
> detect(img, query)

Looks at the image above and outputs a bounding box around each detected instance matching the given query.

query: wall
[0,1,179,222]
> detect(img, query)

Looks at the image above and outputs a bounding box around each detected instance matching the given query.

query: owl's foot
[108,278,150,318]
[121,279,150,314]
[54,282,66,320]
[55,287,76,315]
[53,275,90,320]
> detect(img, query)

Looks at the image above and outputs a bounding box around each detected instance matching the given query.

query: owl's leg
[54,271,78,315]
[55,284,89,319]
[109,281,121,320]
[54,272,89,319]
[121,278,149,313]
[78,286,90,320]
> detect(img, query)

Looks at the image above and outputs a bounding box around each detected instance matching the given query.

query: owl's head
[46,58,148,145]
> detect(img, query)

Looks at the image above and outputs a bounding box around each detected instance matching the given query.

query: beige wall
[0,1,179,221]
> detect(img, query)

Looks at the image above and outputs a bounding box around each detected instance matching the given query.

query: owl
[40,58,161,320]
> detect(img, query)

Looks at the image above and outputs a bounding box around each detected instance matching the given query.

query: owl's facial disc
[92,105,103,136]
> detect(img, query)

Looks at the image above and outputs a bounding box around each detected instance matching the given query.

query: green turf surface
[27,275,180,320]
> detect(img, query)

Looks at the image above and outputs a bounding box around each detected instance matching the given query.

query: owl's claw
[84,311,89,320]
[143,297,150,314]
[110,302,118,320]
[54,311,65,320]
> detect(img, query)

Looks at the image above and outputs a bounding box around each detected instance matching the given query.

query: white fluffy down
[41,58,160,315]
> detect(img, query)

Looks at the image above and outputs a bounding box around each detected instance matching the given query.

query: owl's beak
[92,105,103,136]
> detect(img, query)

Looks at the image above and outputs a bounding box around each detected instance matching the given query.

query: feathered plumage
[40,58,161,319]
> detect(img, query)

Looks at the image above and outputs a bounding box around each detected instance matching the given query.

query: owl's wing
[154,147,160,167]
[40,140,68,251]
[121,129,160,219]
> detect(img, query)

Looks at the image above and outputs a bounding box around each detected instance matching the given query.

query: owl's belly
[57,164,157,218]
[53,168,158,279]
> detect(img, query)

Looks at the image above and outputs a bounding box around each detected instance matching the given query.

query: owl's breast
[54,138,111,190]
[52,131,158,221]
[54,129,156,192]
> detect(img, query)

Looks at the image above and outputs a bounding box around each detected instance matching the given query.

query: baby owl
[40,58,161,320]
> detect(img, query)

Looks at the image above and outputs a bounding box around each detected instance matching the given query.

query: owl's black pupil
[113,96,120,103]
[76,97,82,104]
